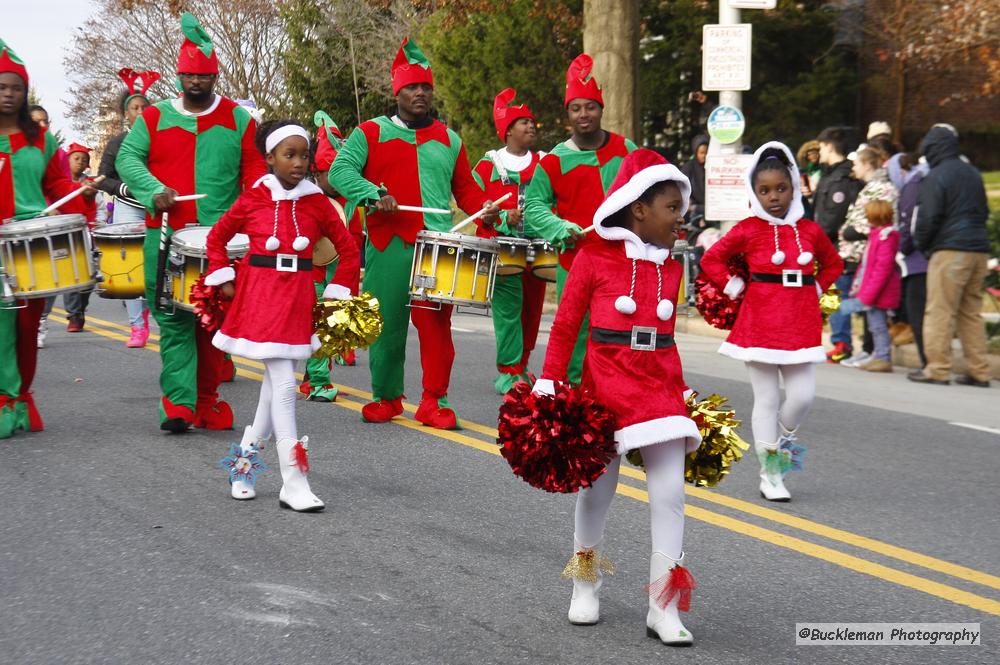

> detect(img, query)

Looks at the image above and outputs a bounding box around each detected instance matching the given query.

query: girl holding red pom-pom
[205,120,359,512]
[534,149,702,645]
[699,143,842,502]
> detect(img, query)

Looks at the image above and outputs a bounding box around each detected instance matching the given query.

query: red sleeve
[699,220,746,288]
[812,223,844,291]
[452,143,489,218]
[239,119,267,192]
[541,252,594,382]
[317,198,360,295]
[206,194,248,276]
[41,151,87,215]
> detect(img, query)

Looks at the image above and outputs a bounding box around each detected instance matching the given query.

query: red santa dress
[537,149,701,454]
[205,175,360,359]
[699,142,844,365]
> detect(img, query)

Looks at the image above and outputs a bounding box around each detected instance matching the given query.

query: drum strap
[248,254,313,271]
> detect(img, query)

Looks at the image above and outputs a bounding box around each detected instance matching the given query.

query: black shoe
[955,375,990,388]
[906,370,950,385]
[160,417,192,433]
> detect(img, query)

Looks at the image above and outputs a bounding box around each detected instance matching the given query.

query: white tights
[249,358,298,443]
[744,361,816,444]
[574,439,687,559]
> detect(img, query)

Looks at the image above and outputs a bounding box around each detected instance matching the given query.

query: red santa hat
[176,13,219,75]
[66,142,91,156]
[391,37,433,95]
[564,54,603,107]
[312,110,344,172]
[0,38,28,84]
[493,88,535,141]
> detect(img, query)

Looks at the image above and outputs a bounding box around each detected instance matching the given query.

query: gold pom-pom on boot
[562,540,614,625]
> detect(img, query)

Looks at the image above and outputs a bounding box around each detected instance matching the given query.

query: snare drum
[494,236,530,276]
[312,198,348,267]
[94,221,146,299]
[409,230,498,309]
[0,214,95,298]
[527,239,558,283]
[168,226,249,311]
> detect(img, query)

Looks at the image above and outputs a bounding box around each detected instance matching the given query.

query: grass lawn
[985,171,1000,211]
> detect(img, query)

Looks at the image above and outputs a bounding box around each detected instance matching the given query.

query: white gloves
[723,275,746,298]
[322,283,353,301]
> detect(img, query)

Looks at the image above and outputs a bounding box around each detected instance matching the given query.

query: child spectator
[853,200,901,372]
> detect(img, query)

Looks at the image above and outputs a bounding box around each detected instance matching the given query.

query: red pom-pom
[695,254,748,330]
[292,441,310,474]
[189,265,236,332]
[646,564,697,612]
[497,381,618,493]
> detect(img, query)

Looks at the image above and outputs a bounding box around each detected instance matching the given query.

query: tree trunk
[894,57,906,146]
[583,0,640,142]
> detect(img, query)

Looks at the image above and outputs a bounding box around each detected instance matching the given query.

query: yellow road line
[63,311,1000,614]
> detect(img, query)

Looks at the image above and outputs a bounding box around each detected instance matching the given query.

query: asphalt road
[1,297,997,665]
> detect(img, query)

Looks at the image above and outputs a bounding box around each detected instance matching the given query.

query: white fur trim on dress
[204,266,235,286]
[252,174,324,201]
[718,341,826,364]
[745,141,805,226]
[322,283,352,301]
[614,415,702,454]
[593,164,691,229]
[213,331,314,360]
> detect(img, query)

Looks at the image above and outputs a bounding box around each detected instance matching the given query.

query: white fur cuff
[204,266,235,286]
[723,275,746,299]
[323,283,353,301]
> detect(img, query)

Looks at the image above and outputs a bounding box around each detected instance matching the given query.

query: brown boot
[861,358,892,373]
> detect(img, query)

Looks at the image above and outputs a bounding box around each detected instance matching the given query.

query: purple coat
[858,227,902,310]
[896,169,929,276]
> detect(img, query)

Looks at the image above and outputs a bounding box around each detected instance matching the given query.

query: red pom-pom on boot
[645,552,695,646]
[361,397,404,423]
[194,400,234,430]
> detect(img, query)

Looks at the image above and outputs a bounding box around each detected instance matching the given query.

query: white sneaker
[37,317,48,349]
[277,436,324,512]
[841,351,871,367]
[756,442,791,501]
[646,551,694,646]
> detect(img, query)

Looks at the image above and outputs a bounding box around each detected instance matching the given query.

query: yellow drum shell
[527,239,558,283]
[495,236,530,276]
[409,230,498,309]
[168,226,249,312]
[94,221,146,299]
[0,214,94,298]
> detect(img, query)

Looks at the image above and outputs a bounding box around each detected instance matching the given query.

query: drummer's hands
[506,207,523,228]
[80,179,99,199]
[375,194,399,214]
[556,222,585,251]
[480,201,501,229]
[153,187,179,212]
[220,282,236,300]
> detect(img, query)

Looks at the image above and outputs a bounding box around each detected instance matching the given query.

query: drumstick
[41,175,106,215]
[174,194,207,202]
[448,192,512,233]
[398,204,452,215]
[581,224,596,234]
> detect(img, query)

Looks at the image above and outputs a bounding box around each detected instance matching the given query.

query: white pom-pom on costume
[292,236,310,252]
[771,250,786,265]
[656,299,674,321]
[797,251,814,266]
[265,236,280,251]
[615,295,637,315]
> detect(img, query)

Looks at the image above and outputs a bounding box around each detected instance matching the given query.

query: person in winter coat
[680,134,708,222]
[852,200,901,372]
[888,152,929,366]
[908,125,992,387]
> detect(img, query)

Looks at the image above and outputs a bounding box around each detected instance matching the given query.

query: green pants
[0,307,28,438]
[556,264,588,385]
[304,263,339,386]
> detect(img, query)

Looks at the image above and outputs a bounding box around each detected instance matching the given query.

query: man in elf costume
[0,38,92,437]
[523,54,637,383]
[329,37,499,430]
[117,13,266,433]
[472,88,547,394]
[297,111,364,402]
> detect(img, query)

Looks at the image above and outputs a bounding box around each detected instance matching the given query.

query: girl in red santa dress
[205,120,360,512]
[535,149,702,645]
[700,143,843,502]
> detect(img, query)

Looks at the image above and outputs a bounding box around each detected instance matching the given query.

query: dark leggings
[903,273,928,367]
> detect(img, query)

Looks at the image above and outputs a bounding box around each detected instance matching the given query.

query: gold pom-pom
[819,287,842,325]
[560,549,614,583]
[626,392,750,488]
[312,292,383,359]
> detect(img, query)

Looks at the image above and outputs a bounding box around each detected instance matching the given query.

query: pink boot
[127,309,151,348]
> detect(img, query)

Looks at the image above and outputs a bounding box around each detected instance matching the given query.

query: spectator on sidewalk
[889,152,930,366]
[680,133,708,224]
[852,200,901,373]
[908,125,992,387]
[814,127,862,363]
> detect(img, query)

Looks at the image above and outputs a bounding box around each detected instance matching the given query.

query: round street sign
[707,105,746,144]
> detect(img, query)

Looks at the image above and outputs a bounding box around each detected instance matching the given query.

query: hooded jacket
[679,134,709,209]
[913,127,990,254]
[813,159,862,245]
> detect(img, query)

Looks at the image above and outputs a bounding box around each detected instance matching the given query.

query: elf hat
[493,88,535,141]
[313,110,344,172]
[66,143,91,156]
[118,68,161,110]
[391,37,433,95]
[0,38,28,84]
[176,13,219,75]
[564,54,603,108]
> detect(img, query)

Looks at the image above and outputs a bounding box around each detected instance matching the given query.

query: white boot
[756,441,791,501]
[646,551,695,646]
[276,436,324,512]
[777,423,806,477]
[563,540,612,625]
[37,316,48,349]
[230,426,266,500]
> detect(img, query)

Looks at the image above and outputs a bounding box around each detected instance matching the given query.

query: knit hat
[118,68,160,111]
[66,142,91,156]
[493,88,535,141]
[391,37,433,95]
[176,13,219,75]
[867,121,891,140]
[0,38,28,84]
[745,141,813,266]
[312,110,344,172]
[592,149,691,321]
[564,54,603,107]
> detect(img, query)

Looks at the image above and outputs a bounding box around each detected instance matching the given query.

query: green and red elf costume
[115,14,266,431]
[328,38,495,430]
[298,111,364,402]
[472,88,547,394]
[522,54,636,383]
[0,38,88,438]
